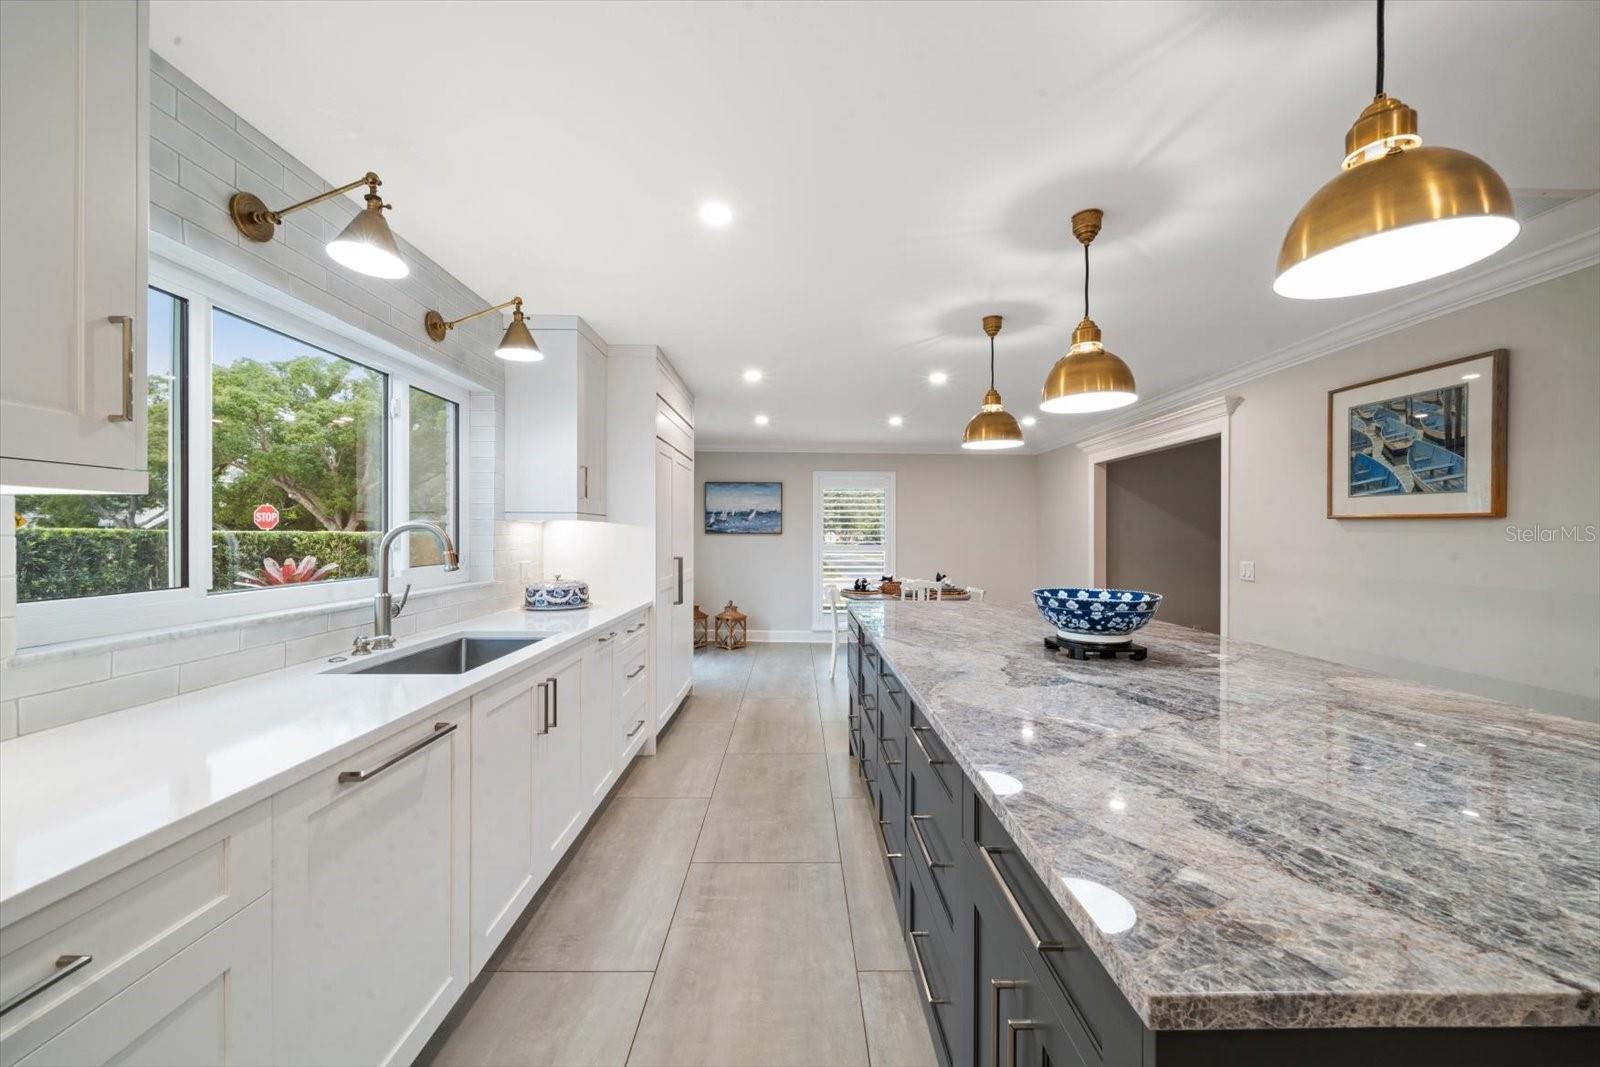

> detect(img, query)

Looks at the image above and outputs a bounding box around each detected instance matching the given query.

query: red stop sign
[253,504,280,531]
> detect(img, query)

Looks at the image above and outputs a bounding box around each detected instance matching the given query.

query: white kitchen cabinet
[503,317,607,520]
[656,437,695,727]
[615,620,651,766]
[272,707,471,1067]
[13,895,271,1067]
[0,0,150,495]
[468,672,540,976]
[533,654,586,877]
[582,629,619,809]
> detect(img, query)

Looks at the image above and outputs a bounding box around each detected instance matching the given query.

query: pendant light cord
[1375,0,1385,97]
[989,334,997,391]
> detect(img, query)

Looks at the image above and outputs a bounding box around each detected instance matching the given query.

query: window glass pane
[15,288,186,603]
[210,309,386,593]
[408,387,458,567]
[819,481,891,614]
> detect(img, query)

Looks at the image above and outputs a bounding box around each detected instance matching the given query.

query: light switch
[1239,560,1255,582]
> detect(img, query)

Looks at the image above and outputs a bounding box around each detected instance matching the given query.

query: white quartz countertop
[0,599,649,923]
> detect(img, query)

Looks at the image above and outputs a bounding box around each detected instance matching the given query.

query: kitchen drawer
[905,862,959,1067]
[969,788,1144,1067]
[908,701,960,808]
[877,727,904,801]
[618,689,650,764]
[905,761,960,938]
[0,802,271,1066]
[873,782,906,912]
[618,640,648,705]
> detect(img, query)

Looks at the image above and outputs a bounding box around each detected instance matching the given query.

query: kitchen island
[845,598,1598,1066]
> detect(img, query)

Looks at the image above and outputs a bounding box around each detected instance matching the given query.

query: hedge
[16,527,379,602]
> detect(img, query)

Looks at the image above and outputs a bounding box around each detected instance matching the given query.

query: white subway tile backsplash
[285,624,368,666]
[150,107,234,185]
[239,613,329,649]
[111,630,241,675]
[0,699,16,741]
[178,645,286,694]
[150,72,177,116]
[1,652,111,702]
[18,668,180,734]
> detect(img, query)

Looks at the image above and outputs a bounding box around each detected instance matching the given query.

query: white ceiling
[151,1,1600,452]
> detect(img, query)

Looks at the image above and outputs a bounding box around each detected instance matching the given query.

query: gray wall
[694,451,1039,635]
[1038,266,1600,723]
[1105,438,1220,632]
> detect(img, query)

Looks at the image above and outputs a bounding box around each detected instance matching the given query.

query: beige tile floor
[423,643,937,1067]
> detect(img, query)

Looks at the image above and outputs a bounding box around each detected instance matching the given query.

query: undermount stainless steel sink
[328,634,548,676]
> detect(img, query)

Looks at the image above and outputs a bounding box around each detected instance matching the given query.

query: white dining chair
[824,583,842,678]
[965,586,986,602]
[900,578,935,601]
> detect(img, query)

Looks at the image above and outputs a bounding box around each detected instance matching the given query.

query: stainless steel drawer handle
[339,722,457,784]
[549,676,560,728]
[626,719,646,738]
[626,622,646,634]
[908,932,948,1006]
[910,725,948,766]
[978,845,1065,952]
[107,315,135,423]
[627,664,646,679]
[876,818,903,861]
[538,682,550,735]
[1007,1018,1039,1067]
[0,954,93,1017]
[991,979,1025,1066]
[673,556,684,605]
[910,815,951,869]
[878,736,902,767]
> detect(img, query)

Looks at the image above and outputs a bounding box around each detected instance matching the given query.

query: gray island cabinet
[845,602,1598,1067]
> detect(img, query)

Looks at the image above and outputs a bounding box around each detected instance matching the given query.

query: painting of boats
[1328,349,1507,520]
[705,481,783,534]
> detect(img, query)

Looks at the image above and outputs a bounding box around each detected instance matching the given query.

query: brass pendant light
[1274,0,1517,299]
[1039,209,1138,414]
[961,315,1025,450]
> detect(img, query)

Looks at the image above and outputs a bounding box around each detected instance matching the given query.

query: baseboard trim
[746,629,838,644]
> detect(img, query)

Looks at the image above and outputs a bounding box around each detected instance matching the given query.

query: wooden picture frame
[1327,349,1507,520]
[704,480,783,534]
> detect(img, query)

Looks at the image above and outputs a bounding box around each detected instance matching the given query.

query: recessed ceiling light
[753,413,770,426]
[888,415,904,427]
[742,368,763,383]
[1021,415,1037,427]
[928,371,949,386]
[1461,372,1481,380]
[698,200,734,228]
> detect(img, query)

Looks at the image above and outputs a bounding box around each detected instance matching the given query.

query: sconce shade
[496,312,543,361]
[326,200,409,279]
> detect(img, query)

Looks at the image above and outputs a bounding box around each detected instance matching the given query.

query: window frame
[17,253,475,646]
[811,470,896,631]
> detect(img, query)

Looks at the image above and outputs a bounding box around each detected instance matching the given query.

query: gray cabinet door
[974,885,1092,1067]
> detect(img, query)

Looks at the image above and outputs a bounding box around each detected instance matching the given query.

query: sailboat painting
[1327,350,1507,519]
[705,481,783,534]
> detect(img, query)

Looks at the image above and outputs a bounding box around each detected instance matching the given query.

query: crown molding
[1075,395,1238,462]
[1035,194,1600,457]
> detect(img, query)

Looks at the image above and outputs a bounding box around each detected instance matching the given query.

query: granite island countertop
[848,599,1600,1031]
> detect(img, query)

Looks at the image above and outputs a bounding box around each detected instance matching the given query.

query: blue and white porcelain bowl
[1031,587,1163,645]
[525,575,590,611]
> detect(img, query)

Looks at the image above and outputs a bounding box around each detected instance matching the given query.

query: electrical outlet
[1239,560,1256,582]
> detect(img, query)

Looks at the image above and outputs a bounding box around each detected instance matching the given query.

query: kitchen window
[14,258,472,646]
[812,471,895,629]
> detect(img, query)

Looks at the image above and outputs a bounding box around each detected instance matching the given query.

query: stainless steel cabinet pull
[673,556,684,605]
[0,954,93,1017]
[549,676,559,728]
[879,735,902,767]
[908,932,948,1005]
[991,979,1024,1066]
[538,682,550,734]
[581,464,589,499]
[909,725,948,766]
[1007,1018,1039,1067]
[910,815,950,869]
[339,722,456,784]
[598,632,614,643]
[107,315,134,422]
[978,845,1065,952]
[627,664,646,679]
[626,622,645,634]
[626,719,645,738]
[876,818,903,861]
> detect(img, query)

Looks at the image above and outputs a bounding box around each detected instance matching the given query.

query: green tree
[211,355,384,532]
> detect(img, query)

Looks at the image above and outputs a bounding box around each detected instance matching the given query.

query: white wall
[1037,266,1600,723]
[694,451,1039,637]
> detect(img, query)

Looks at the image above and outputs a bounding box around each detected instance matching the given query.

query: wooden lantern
[714,601,748,650]
[693,604,709,649]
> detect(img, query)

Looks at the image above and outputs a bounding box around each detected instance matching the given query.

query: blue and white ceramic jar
[525,574,590,611]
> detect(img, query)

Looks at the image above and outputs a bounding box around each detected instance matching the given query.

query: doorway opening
[1105,438,1221,633]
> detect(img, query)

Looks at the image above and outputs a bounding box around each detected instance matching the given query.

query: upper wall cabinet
[0,0,150,495]
[504,317,607,521]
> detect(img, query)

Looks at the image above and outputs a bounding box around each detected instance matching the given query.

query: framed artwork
[1327,349,1507,520]
[705,481,783,534]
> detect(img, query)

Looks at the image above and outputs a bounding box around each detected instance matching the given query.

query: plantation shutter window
[812,471,895,629]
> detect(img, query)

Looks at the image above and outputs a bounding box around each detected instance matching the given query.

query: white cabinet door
[272,708,470,1067]
[671,450,696,701]
[578,337,607,516]
[15,894,271,1067]
[581,632,618,809]
[533,656,585,877]
[469,674,539,976]
[0,0,149,494]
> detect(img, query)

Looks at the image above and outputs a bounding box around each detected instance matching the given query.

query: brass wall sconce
[424,297,543,361]
[229,171,409,279]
